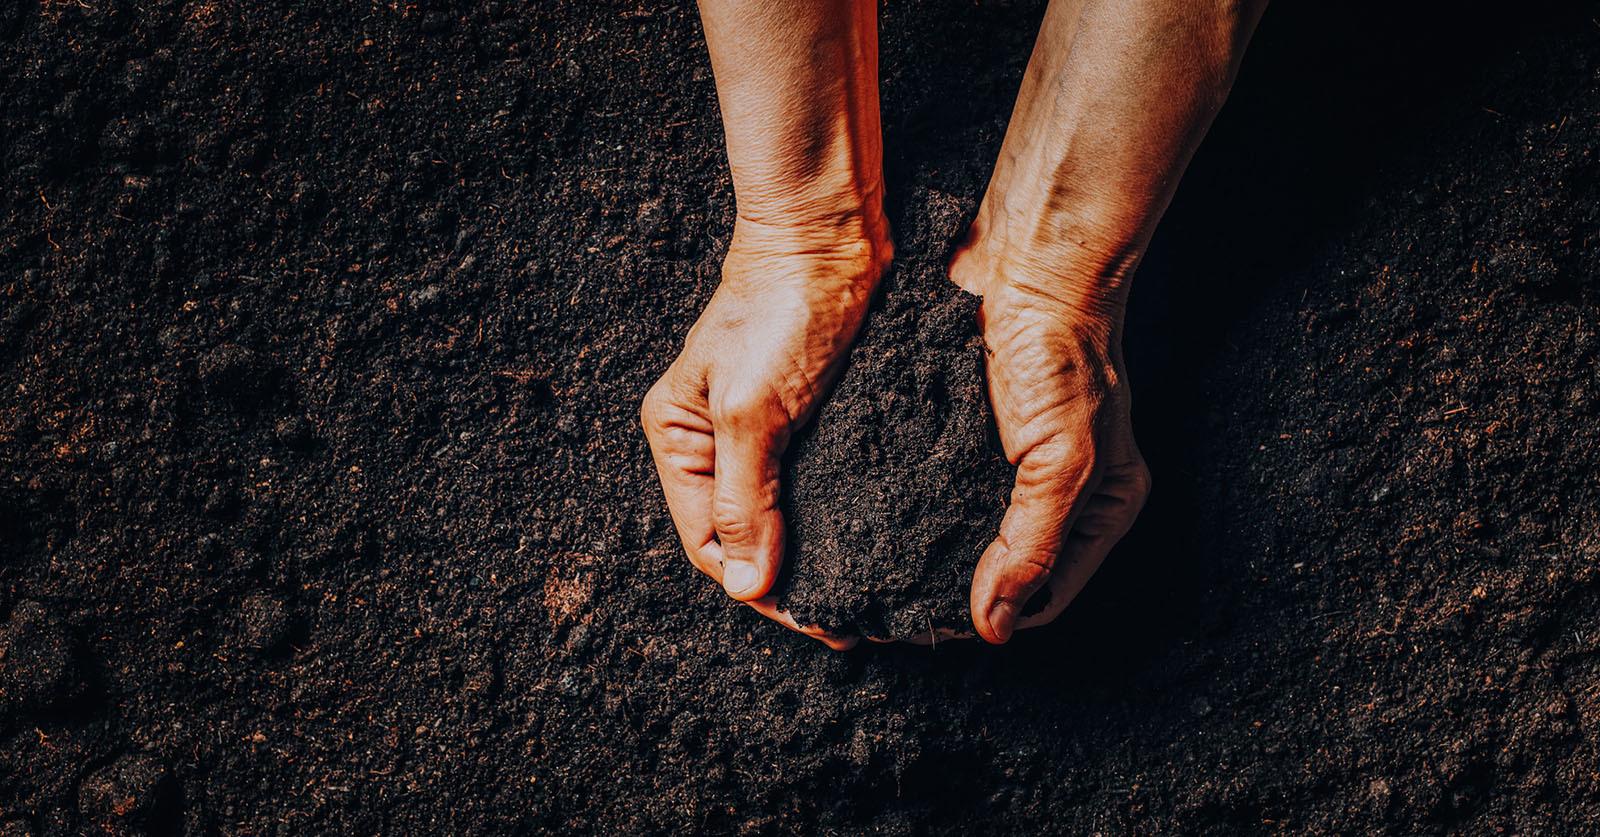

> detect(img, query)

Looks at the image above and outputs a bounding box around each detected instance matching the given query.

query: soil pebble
[0,600,80,714]
[77,754,174,836]
[234,594,290,653]
[778,271,1011,638]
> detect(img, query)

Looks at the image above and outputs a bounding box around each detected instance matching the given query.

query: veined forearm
[696,0,887,239]
[968,0,1267,304]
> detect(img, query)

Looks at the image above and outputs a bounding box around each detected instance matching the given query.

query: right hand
[641,216,891,651]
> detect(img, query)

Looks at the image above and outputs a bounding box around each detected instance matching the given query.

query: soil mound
[781,273,1010,638]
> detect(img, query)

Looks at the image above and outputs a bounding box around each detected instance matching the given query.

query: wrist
[734,174,890,250]
[948,212,1138,330]
[727,195,893,290]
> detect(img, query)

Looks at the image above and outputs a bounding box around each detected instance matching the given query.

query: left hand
[948,249,1152,645]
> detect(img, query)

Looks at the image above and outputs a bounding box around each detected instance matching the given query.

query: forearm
[968,0,1267,312]
[696,0,888,246]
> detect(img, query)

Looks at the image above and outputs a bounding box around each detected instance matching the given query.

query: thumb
[971,441,1096,643]
[710,396,788,601]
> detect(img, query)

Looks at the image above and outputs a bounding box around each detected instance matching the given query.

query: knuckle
[1016,438,1068,476]
[1018,440,1095,493]
[1019,548,1057,579]
[1006,549,1056,593]
[711,388,772,429]
[710,398,758,428]
[1131,462,1153,500]
[642,374,701,436]
[710,496,757,544]
[639,382,669,435]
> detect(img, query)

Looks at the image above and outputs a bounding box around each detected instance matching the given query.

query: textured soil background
[2,0,1599,833]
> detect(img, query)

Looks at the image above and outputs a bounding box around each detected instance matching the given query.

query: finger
[744,594,859,651]
[678,535,858,650]
[641,376,720,569]
[1011,492,1133,631]
[970,440,1097,644]
[1015,460,1150,632]
[645,377,853,651]
[708,390,788,601]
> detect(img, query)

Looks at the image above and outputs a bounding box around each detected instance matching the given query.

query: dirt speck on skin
[781,273,1010,639]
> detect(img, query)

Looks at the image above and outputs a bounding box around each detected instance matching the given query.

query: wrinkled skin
[945,244,1150,644]
[642,218,889,650]
[645,0,1266,648]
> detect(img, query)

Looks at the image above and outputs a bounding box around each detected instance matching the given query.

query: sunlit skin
[642,0,1269,648]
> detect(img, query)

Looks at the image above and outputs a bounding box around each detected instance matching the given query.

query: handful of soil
[777,269,1012,639]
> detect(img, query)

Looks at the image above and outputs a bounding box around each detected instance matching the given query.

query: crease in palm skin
[642,0,1269,649]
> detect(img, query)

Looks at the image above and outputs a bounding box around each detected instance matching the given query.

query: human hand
[948,245,1151,645]
[641,218,891,651]
[916,0,1263,644]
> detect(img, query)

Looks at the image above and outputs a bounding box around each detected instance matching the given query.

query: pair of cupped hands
[641,209,1151,650]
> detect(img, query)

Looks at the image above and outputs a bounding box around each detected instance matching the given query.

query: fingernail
[723,560,760,597]
[986,600,1017,643]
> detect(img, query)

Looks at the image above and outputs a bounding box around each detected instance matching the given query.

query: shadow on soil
[865,0,1584,690]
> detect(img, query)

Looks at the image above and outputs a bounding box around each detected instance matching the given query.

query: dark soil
[781,273,1008,639]
[2,0,1599,833]
[0,601,81,716]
